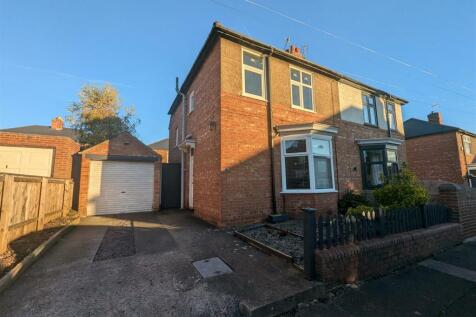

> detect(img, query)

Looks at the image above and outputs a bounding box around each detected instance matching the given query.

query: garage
[0,145,53,177]
[87,161,155,216]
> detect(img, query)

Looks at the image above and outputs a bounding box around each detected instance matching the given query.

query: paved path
[0,210,316,316]
[296,240,476,317]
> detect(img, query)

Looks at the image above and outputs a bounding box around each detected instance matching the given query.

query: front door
[189,149,194,209]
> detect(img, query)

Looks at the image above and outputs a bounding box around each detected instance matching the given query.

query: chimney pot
[287,44,304,59]
[428,112,443,125]
[51,116,64,130]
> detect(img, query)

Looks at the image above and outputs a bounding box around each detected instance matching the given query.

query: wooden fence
[0,174,74,253]
[316,204,449,250]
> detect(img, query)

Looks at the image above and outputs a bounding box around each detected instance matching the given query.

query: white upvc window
[290,67,313,111]
[363,94,378,126]
[189,91,195,114]
[242,48,266,100]
[463,135,472,155]
[175,127,179,147]
[387,102,396,131]
[281,134,336,193]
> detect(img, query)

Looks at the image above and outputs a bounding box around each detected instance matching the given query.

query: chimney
[51,116,64,130]
[286,45,304,59]
[427,112,443,125]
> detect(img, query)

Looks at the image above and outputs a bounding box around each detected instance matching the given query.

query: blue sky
[0,0,475,144]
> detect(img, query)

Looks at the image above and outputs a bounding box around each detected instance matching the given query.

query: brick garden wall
[315,223,462,283]
[0,132,80,179]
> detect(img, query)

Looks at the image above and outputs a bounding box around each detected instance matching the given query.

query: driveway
[294,240,476,317]
[0,210,316,316]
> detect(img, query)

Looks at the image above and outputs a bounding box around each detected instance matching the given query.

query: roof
[168,22,408,115]
[0,125,79,141]
[149,138,169,150]
[404,118,476,139]
[81,132,159,158]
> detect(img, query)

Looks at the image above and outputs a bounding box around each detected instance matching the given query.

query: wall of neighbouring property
[315,223,462,283]
[0,132,80,179]
[436,183,476,239]
[0,173,74,253]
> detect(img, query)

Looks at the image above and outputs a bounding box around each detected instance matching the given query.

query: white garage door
[0,146,53,177]
[87,161,154,216]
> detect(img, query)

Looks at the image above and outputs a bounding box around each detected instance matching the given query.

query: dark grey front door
[161,163,181,209]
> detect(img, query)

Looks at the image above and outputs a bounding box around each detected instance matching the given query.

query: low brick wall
[315,223,462,283]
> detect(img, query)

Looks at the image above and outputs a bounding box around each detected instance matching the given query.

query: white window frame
[280,134,336,194]
[362,93,378,126]
[175,127,179,147]
[463,135,472,155]
[290,67,314,112]
[387,102,396,131]
[188,91,195,114]
[241,47,266,101]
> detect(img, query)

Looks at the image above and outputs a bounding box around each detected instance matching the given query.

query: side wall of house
[406,132,462,184]
[456,131,476,186]
[0,132,80,179]
[168,41,222,225]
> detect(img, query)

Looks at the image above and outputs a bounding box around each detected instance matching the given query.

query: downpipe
[176,77,186,209]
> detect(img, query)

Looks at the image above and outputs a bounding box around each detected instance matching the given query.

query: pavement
[293,240,476,317]
[0,210,320,317]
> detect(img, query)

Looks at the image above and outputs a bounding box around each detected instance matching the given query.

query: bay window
[361,146,399,189]
[281,135,335,193]
[242,49,265,99]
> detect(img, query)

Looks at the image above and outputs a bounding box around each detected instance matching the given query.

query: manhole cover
[192,257,233,278]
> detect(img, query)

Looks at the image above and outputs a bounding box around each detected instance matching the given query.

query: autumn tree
[67,84,139,146]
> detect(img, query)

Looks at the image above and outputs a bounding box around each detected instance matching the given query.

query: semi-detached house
[168,22,408,227]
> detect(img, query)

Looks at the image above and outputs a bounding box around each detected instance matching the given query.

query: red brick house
[404,112,476,187]
[76,132,160,217]
[0,117,80,179]
[149,138,169,163]
[168,23,407,227]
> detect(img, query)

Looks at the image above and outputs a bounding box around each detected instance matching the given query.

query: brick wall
[406,132,463,184]
[77,133,160,216]
[315,223,462,283]
[152,149,169,163]
[456,131,476,186]
[0,132,80,179]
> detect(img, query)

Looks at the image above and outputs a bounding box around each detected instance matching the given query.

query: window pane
[314,156,332,189]
[243,52,263,69]
[302,73,312,85]
[389,113,396,130]
[303,86,313,110]
[369,106,377,125]
[291,84,301,106]
[290,69,300,82]
[285,139,307,153]
[368,95,376,106]
[363,105,370,124]
[244,70,263,96]
[386,162,399,179]
[366,163,385,187]
[386,150,397,163]
[285,156,310,189]
[311,139,330,155]
[364,150,384,163]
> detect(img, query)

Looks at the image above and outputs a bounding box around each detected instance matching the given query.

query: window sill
[240,92,267,102]
[291,105,315,113]
[281,189,337,194]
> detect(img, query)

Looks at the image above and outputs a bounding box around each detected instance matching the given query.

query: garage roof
[0,125,79,141]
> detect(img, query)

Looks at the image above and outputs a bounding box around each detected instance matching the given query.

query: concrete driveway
[0,210,317,316]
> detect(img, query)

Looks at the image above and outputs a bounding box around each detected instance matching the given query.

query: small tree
[67,84,139,146]
[373,168,429,208]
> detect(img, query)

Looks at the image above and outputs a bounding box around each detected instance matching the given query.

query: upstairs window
[242,50,265,99]
[387,102,396,130]
[363,94,378,126]
[189,91,195,114]
[463,135,472,155]
[290,68,313,111]
[281,135,335,193]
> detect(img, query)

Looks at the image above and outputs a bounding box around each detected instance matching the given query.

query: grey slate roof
[149,138,169,150]
[0,125,79,141]
[404,118,474,139]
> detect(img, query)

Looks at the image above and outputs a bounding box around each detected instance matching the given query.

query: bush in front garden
[374,168,429,208]
[347,205,374,218]
[338,190,369,215]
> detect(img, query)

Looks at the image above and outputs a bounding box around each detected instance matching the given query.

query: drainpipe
[264,50,277,214]
[176,77,186,209]
[384,94,392,138]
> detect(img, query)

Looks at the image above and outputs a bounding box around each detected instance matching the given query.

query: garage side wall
[0,132,80,179]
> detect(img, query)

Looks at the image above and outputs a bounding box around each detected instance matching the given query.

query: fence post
[302,208,317,281]
[62,180,73,217]
[377,207,386,237]
[0,175,14,253]
[37,177,48,231]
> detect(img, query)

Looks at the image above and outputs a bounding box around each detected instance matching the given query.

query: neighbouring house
[404,112,476,187]
[167,22,407,227]
[76,132,161,216]
[149,138,169,163]
[0,117,80,179]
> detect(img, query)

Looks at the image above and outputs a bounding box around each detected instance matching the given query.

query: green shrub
[338,190,369,214]
[373,168,429,208]
[347,205,374,218]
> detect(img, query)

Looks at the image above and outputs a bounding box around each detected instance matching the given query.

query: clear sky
[1,0,475,144]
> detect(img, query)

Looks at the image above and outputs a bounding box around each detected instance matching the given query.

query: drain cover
[192,257,233,278]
